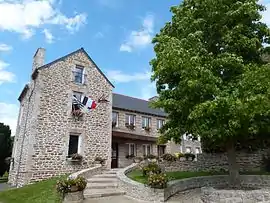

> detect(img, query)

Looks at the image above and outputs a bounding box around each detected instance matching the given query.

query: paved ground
[83,189,202,203]
[0,183,9,192]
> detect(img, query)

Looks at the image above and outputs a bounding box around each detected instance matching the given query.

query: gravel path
[0,183,9,192]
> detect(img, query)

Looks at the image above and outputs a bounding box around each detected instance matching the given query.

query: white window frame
[68,134,82,156]
[142,116,151,128]
[112,111,119,127]
[143,144,151,156]
[195,147,200,154]
[186,147,191,153]
[125,114,136,125]
[157,119,165,129]
[74,65,85,84]
[127,143,135,156]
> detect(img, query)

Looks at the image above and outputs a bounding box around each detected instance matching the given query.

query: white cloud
[106,70,151,83]
[94,32,104,39]
[42,28,54,43]
[0,60,15,85]
[0,0,87,38]
[0,43,12,51]
[120,14,154,52]
[0,102,19,135]
[140,82,156,100]
[261,1,270,26]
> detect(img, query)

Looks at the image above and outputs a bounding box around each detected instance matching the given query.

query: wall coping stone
[117,164,270,202]
[69,164,103,179]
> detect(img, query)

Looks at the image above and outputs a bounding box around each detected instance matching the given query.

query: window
[143,144,151,156]
[158,145,166,157]
[125,114,136,125]
[186,147,191,153]
[195,148,200,154]
[68,135,81,156]
[73,65,84,84]
[72,91,83,111]
[128,143,135,156]
[157,119,165,129]
[112,112,119,127]
[142,117,151,128]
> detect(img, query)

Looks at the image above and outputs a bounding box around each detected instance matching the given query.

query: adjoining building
[8,48,201,187]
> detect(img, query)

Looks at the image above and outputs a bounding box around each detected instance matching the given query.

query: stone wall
[9,49,113,187]
[160,150,268,172]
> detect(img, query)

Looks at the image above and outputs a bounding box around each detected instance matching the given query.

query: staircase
[83,169,125,199]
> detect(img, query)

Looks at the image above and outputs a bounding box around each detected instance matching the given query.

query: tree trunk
[227,142,240,188]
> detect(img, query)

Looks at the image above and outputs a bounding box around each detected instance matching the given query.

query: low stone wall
[117,164,270,202]
[117,163,165,202]
[69,164,104,179]
[160,150,268,172]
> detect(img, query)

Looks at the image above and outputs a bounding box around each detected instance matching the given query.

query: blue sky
[0,0,270,134]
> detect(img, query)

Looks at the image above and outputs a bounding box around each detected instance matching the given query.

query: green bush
[174,153,185,159]
[56,176,87,194]
[147,173,168,189]
[2,171,8,178]
[144,154,157,160]
[162,153,176,162]
[142,163,162,177]
[184,153,196,161]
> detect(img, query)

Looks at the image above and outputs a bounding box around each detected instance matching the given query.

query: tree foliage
[151,0,270,185]
[0,123,12,176]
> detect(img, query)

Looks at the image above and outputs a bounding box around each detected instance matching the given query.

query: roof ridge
[38,47,114,87]
[113,93,150,102]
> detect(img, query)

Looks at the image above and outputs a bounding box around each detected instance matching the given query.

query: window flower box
[71,110,83,121]
[125,123,135,130]
[143,126,151,132]
[67,153,83,163]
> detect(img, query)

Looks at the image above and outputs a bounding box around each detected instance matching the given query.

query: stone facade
[9,48,113,187]
[160,150,268,172]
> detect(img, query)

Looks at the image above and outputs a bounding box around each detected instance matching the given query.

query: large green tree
[0,123,12,176]
[151,0,270,186]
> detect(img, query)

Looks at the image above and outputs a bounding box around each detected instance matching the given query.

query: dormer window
[73,65,84,84]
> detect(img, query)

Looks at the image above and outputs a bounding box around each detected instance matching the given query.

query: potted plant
[125,123,135,130]
[56,176,87,203]
[143,126,151,132]
[94,157,106,165]
[147,173,168,189]
[67,153,83,163]
[71,110,83,121]
[133,156,143,163]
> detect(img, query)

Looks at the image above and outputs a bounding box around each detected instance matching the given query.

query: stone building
[8,48,201,187]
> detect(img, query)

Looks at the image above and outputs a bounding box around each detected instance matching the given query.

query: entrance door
[111,142,118,168]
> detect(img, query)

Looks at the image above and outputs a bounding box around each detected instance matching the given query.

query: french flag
[82,96,97,110]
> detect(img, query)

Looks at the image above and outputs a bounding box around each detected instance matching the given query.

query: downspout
[15,79,36,187]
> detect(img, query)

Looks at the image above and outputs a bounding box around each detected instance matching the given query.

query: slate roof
[112,93,166,117]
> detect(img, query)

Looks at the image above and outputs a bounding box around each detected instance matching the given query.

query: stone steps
[84,169,125,200]
[94,174,117,178]
[84,188,125,198]
[87,177,118,183]
[86,182,118,189]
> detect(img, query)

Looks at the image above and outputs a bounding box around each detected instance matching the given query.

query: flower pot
[64,191,83,203]
[70,185,78,192]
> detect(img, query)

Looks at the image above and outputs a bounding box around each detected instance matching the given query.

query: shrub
[262,155,270,172]
[174,153,185,159]
[184,153,196,161]
[144,154,157,160]
[162,153,176,162]
[142,163,162,177]
[56,176,87,194]
[71,153,83,161]
[2,171,8,178]
[147,173,168,189]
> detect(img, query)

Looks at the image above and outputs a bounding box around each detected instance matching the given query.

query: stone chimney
[32,48,45,72]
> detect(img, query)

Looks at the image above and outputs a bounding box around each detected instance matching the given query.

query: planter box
[64,191,84,203]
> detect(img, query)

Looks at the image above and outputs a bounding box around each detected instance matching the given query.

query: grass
[127,170,270,184]
[0,178,62,203]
